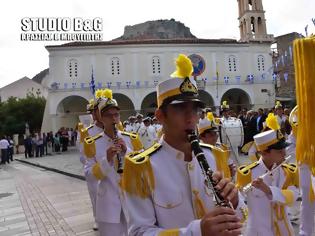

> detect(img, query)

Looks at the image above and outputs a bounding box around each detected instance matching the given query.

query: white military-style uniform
[77,123,103,223]
[123,138,247,236]
[86,130,142,236]
[237,158,299,236]
[138,125,157,149]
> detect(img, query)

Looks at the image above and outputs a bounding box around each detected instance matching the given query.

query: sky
[0,0,314,88]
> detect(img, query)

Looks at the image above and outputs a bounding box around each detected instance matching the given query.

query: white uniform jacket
[92,131,133,223]
[124,138,247,236]
[238,158,299,236]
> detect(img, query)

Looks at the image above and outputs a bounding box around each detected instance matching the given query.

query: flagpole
[216,61,219,99]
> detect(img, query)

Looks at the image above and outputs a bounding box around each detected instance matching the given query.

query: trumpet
[241,155,292,194]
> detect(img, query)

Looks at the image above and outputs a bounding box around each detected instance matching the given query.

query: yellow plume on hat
[170,54,193,79]
[95,89,103,99]
[103,89,113,100]
[275,100,282,109]
[223,101,228,106]
[207,112,214,122]
[266,113,280,130]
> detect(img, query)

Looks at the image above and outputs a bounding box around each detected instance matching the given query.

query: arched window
[68,59,78,79]
[228,55,237,72]
[111,57,120,76]
[152,56,161,74]
[257,55,265,71]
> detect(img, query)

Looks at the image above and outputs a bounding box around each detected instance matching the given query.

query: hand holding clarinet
[187,130,242,236]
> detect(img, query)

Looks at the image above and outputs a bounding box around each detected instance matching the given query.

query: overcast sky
[0,0,314,88]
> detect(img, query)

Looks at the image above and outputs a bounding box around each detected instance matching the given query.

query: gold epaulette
[80,124,95,143]
[121,143,162,199]
[241,141,254,153]
[282,163,299,188]
[83,132,103,158]
[120,131,143,151]
[200,143,231,178]
[236,161,259,189]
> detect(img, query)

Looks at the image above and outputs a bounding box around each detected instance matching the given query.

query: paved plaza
[0,153,98,236]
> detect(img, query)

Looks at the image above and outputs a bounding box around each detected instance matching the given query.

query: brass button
[166,203,173,208]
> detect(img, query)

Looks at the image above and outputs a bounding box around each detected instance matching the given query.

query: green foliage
[0,93,46,136]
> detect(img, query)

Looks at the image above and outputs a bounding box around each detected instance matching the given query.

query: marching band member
[236,114,299,236]
[77,92,105,231]
[121,54,247,236]
[138,117,157,149]
[198,111,235,178]
[83,89,143,236]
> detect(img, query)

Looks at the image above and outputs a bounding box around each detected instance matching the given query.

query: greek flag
[247,74,254,83]
[224,76,229,84]
[90,68,96,97]
[235,75,241,84]
[272,73,277,81]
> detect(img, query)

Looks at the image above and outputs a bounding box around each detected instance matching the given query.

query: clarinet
[187,130,232,208]
[113,124,123,174]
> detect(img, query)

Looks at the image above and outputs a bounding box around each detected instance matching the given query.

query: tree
[0,94,46,137]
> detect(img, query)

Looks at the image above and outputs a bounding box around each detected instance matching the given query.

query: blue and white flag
[72,83,76,89]
[90,68,96,97]
[247,74,254,83]
[107,82,112,88]
[261,73,266,80]
[126,81,131,88]
[64,83,68,89]
[224,76,229,84]
[116,82,121,89]
[272,73,277,81]
[97,82,102,88]
[235,75,241,84]
[80,83,85,89]
[136,81,141,88]
[284,72,289,83]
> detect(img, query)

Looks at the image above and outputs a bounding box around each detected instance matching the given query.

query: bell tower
[237,0,273,42]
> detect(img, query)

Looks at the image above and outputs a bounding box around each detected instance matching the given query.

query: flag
[72,83,76,88]
[289,46,292,61]
[261,73,266,80]
[80,83,85,89]
[136,81,141,88]
[107,82,112,88]
[224,76,229,84]
[272,73,277,81]
[126,81,131,88]
[64,83,68,89]
[235,75,241,84]
[97,82,102,88]
[116,82,121,89]
[90,68,96,97]
[154,80,159,86]
[247,74,254,83]
[284,72,289,83]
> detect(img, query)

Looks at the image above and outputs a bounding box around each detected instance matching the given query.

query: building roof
[32,68,49,84]
[46,38,250,50]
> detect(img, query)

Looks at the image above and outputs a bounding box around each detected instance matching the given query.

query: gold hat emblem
[179,78,198,94]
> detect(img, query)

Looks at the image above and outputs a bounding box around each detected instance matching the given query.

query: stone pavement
[0,161,98,236]
[5,147,312,235]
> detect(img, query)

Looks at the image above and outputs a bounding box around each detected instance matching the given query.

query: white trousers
[98,211,127,236]
[299,165,315,236]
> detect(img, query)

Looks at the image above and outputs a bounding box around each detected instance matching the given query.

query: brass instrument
[187,130,233,208]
